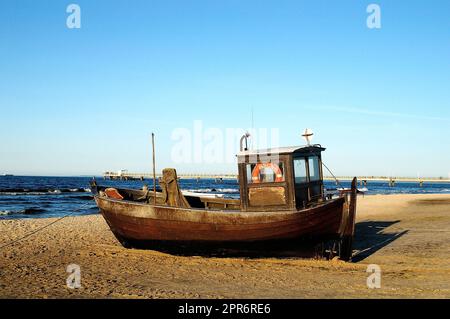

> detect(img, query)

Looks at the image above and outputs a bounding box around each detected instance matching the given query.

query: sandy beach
[1,194,449,299]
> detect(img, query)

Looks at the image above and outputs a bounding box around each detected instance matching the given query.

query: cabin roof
[237,145,325,157]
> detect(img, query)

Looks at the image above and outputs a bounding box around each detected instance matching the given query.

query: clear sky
[1,0,449,177]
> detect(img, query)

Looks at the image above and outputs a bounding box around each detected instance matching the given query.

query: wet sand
[1,194,449,299]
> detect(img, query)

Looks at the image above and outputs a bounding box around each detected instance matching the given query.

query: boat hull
[95,195,348,246]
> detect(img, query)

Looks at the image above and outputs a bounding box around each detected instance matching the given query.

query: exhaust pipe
[240,132,251,152]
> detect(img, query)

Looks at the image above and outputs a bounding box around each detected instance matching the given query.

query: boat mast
[152,133,157,205]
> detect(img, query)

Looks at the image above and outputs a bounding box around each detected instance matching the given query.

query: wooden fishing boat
[91,142,358,260]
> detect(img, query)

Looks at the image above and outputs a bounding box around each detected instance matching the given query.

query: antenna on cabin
[302,128,314,146]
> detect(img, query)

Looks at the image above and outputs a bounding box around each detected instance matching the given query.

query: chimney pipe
[240,132,251,152]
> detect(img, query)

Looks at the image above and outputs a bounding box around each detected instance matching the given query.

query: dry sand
[1,194,449,299]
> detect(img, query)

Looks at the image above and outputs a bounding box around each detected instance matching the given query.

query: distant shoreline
[2,175,450,183]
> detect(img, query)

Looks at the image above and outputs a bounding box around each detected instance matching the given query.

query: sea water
[0,176,449,220]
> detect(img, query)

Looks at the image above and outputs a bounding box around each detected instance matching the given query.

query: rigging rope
[322,161,344,189]
[0,201,94,250]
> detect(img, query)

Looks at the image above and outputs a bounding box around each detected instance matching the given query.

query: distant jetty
[103,171,236,181]
[103,171,450,183]
[328,176,450,184]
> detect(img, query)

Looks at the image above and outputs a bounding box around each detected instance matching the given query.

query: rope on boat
[322,161,344,188]
[0,201,94,251]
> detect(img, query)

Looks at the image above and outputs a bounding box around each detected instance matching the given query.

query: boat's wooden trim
[345,177,358,237]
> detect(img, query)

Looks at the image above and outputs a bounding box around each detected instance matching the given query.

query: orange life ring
[251,163,284,183]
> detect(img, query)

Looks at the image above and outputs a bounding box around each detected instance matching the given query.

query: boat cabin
[237,145,325,211]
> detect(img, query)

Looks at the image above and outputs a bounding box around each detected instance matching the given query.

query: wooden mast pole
[152,133,157,205]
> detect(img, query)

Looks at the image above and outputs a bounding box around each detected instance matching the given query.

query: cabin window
[293,155,323,207]
[247,162,285,184]
[293,158,307,184]
[308,156,321,182]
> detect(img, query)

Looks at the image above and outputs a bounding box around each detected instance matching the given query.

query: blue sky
[0,0,449,177]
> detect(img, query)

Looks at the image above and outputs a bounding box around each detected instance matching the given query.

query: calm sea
[1,176,449,220]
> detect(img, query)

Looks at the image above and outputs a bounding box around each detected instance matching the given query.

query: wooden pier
[103,171,238,181]
[326,176,450,183]
[103,171,450,183]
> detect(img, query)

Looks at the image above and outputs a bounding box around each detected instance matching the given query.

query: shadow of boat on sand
[351,220,408,262]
